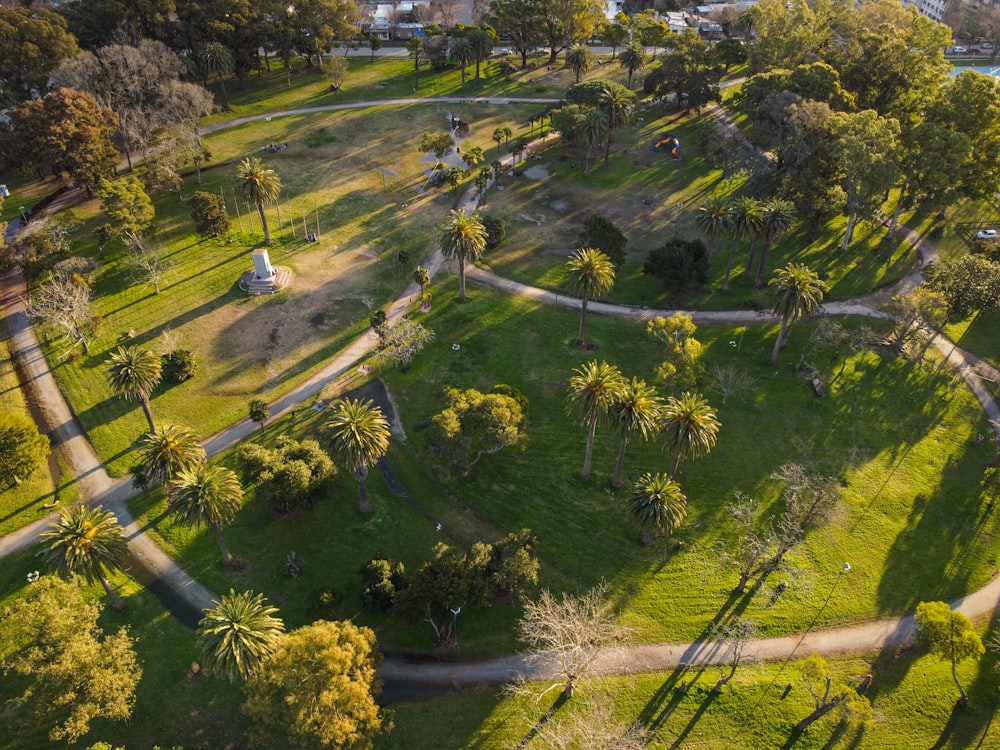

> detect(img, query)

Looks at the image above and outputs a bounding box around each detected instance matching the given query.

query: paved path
[5,99,1000,691]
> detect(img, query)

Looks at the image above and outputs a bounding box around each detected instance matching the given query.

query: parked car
[497,48,511,56]
[951,45,968,54]
[976,229,998,240]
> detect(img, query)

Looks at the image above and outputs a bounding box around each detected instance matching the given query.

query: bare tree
[25,276,98,356]
[533,693,648,750]
[720,492,775,593]
[769,464,840,570]
[127,243,173,295]
[711,363,754,405]
[374,316,434,369]
[518,581,629,699]
[711,617,759,692]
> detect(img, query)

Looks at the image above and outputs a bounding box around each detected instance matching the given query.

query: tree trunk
[840,211,858,252]
[669,452,681,479]
[98,571,126,610]
[952,658,968,703]
[744,239,757,279]
[581,414,598,481]
[458,256,467,301]
[563,676,576,699]
[795,698,841,731]
[139,397,156,433]
[754,238,773,287]
[886,180,907,244]
[769,320,788,366]
[257,200,271,243]
[612,434,629,488]
[722,235,741,290]
[213,523,233,565]
[357,476,372,514]
[604,133,614,167]
[577,297,589,346]
[217,71,230,109]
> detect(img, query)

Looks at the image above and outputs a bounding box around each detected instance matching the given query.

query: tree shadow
[513,692,568,749]
[669,689,720,749]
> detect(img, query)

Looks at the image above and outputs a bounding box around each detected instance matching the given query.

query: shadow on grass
[669,688,720,749]
[514,692,568,749]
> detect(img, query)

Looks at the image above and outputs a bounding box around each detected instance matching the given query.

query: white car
[976,229,998,240]
[951,45,968,54]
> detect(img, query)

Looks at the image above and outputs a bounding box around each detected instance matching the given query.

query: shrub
[482,215,506,249]
[236,438,335,513]
[643,237,709,290]
[491,383,530,414]
[360,557,408,611]
[161,349,197,383]
[576,214,627,267]
[189,191,230,237]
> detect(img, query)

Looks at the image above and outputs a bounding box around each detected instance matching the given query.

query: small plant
[482,215,506,250]
[360,556,408,611]
[286,551,302,579]
[248,399,269,431]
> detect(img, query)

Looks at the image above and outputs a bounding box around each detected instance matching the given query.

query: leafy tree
[565,247,615,348]
[722,196,763,291]
[190,191,231,237]
[170,463,244,565]
[469,27,496,80]
[369,33,383,62]
[323,398,391,514]
[713,37,747,73]
[202,42,233,109]
[619,41,646,89]
[160,349,198,383]
[360,556,408,611]
[566,43,594,83]
[601,16,630,59]
[885,287,949,350]
[413,264,431,298]
[197,589,285,682]
[97,175,155,240]
[596,81,636,167]
[487,0,546,69]
[326,55,349,91]
[796,653,873,730]
[406,36,424,89]
[754,199,796,286]
[419,131,456,171]
[40,504,130,609]
[576,106,609,176]
[694,194,731,257]
[576,214,627,267]
[922,255,1000,322]
[492,126,505,154]
[235,438,334,513]
[915,601,984,704]
[1,576,141,744]
[243,620,382,750]
[643,237,710,291]
[461,144,486,172]
[234,156,282,244]
[482,215,506,249]
[426,386,527,475]
[629,472,687,544]
[0,7,79,103]
[610,378,663,488]
[0,411,49,488]
[133,424,206,489]
[767,263,826,365]
[451,35,475,87]
[646,313,705,393]
[660,391,720,478]
[440,209,488,302]
[643,29,722,114]
[249,399,269,431]
[106,345,162,433]
[567,360,626,481]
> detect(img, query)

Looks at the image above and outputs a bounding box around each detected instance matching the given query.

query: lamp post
[18,206,27,226]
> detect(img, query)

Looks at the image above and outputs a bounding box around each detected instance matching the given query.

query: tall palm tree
[170,463,244,566]
[693,194,731,258]
[567,360,627,482]
[566,247,616,348]
[440,209,487,302]
[451,36,475,87]
[566,43,594,83]
[619,41,646,89]
[721,196,763,291]
[135,424,206,489]
[234,157,282,244]
[597,82,636,166]
[469,28,494,81]
[197,589,285,682]
[754,199,796,287]
[202,42,233,109]
[106,345,162,433]
[629,472,687,544]
[660,391,721,478]
[41,504,130,609]
[579,107,609,176]
[768,263,826,366]
[610,378,664,488]
[323,398,391,514]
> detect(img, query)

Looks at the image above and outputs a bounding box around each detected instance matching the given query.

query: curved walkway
[3,99,1000,691]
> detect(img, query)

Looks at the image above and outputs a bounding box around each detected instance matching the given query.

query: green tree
[133,424,206,488]
[406,36,424,89]
[106,345,162,433]
[197,589,285,682]
[96,175,155,240]
[190,191,230,237]
[451,35,475,87]
[646,313,704,392]
[566,247,616,348]
[440,209,488,302]
[461,144,486,172]
[796,653,873,731]
[323,398,391,514]
[610,380,664,488]
[722,196,763,291]
[601,17,630,59]
[234,156,282,244]
[202,42,233,109]
[235,438,335,514]
[619,41,646,89]
[713,37,747,73]
[243,620,382,750]
[576,213,627,267]
[40,504,130,609]
[643,29,722,114]
[754,199,796,286]
[426,386,528,475]
[0,410,49,487]
[249,398,269,431]
[419,130,457,170]
[922,255,1000,322]
[915,601,984,704]
[170,463,244,566]
[767,263,826,366]
[369,33,383,62]
[660,391,720,479]
[885,287,949,350]
[596,81,636,166]
[469,27,495,80]
[492,126,505,154]
[577,106,609,176]
[567,360,627,482]
[0,7,80,102]
[693,194,731,258]
[629,472,687,545]
[413,264,431,299]
[566,43,594,83]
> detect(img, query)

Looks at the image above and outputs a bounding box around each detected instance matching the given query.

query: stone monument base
[239,266,292,295]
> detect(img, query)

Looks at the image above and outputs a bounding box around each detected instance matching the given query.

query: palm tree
[754,199,796,287]
[197,589,285,682]
[451,36,475,87]
[619,41,646,89]
[610,378,664,488]
[721,196,763,291]
[567,360,627,481]
[566,247,616,348]
[469,28,494,81]
[768,263,826,366]
[501,126,513,151]
[323,398,391,514]
[629,472,687,544]
[234,156,282,244]
[578,107,609,176]
[693,194,731,258]
[597,82,636,166]
[202,42,233,109]
[134,424,206,489]
[492,127,505,154]
[566,44,594,83]
[440,209,487,302]
[41,504,130,609]
[170,463,244,565]
[106,345,162,433]
[660,391,720,478]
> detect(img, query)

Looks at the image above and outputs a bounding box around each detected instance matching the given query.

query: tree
[694,195,730,259]
[711,617,759,692]
[596,81,636,167]
[170,463,244,565]
[323,398,391,514]
[426,386,528,475]
[722,492,776,593]
[566,43,594,83]
[190,191,231,237]
[768,464,840,570]
[419,131,456,171]
[885,287,949,351]
[249,399,270,431]
[576,214,627,267]
[326,55,349,91]
[235,438,335,513]
[106,345,162,433]
[1,576,141,744]
[767,263,826,366]
[0,7,79,103]
[532,694,648,749]
[243,620,382,750]
[406,36,424,89]
[754,199,795,286]
[629,472,687,544]
[133,424,206,489]
[915,601,984,704]
[40,504,130,609]
[518,581,628,699]
[722,196,763,291]
[796,653,873,730]
[567,360,626,482]
[97,176,155,239]
[713,37,747,73]
[234,156,282,244]
[646,313,705,393]
[25,275,98,356]
[576,106,609,176]
[643,29,722,114]
[202,42,234,109]
[619,41,646,89]
[492,126,505,154]
[643,238,710,292]
[197,589,286,682]
[369,33,383,62]
[469,27,495,80]
[565,247,615,348]
[373,316,435,369]
[922,255,1000,322]
[660,391,720,478]
[413,264,431,299]
[451,35,475,87]
[610,379,663,488]
[440,209,488,302]
[487,0,547,69]
[0,411,49,488]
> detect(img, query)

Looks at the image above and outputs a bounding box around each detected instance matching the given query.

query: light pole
[18,206,27,226]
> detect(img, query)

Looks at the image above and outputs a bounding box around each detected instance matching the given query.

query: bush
[189,191,230,238]
[482,216,506,250]
[161,349,197,383]
[576,214,627,267]
[236,438,335,513]
[360,557,408,611]
[491,383,529,414]
[643,237,709,290]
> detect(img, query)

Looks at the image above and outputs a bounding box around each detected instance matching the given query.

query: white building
[900,0,951,21]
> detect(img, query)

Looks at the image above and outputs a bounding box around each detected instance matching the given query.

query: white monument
[252,249,274,280]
